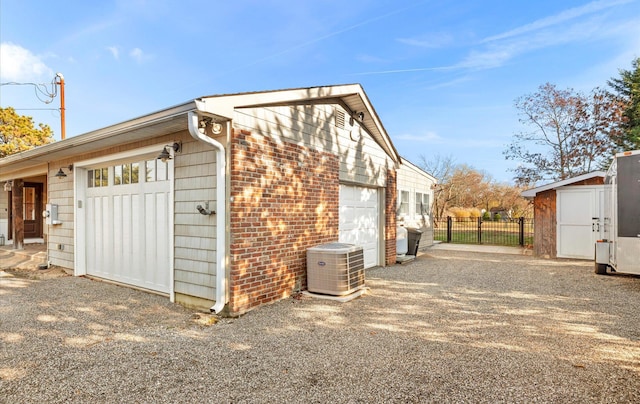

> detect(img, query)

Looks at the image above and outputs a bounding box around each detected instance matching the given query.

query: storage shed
[521,172,605,259]
[0,84,401,316]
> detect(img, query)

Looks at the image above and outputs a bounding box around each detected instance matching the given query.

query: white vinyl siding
[396,159,437,246]
[233,104,392,188]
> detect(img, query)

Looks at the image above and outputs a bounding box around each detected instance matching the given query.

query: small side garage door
[557,187,603,259]
[339,184,380,268]
[85,159,171,293]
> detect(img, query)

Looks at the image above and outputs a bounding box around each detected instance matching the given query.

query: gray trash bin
[406,227,423,256]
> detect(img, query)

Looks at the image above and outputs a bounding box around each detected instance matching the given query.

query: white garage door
[557,187,603,259]
[339,184,380,268]
[85,159,171,293]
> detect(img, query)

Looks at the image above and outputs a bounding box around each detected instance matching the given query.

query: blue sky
[1,0,639,183]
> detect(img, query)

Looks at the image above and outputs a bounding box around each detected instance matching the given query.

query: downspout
[187,108,227,314]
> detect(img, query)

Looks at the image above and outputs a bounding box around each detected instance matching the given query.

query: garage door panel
[339,185,380,269]
[85,164,170,294]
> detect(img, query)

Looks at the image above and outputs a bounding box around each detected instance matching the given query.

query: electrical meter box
[44,203,62,225]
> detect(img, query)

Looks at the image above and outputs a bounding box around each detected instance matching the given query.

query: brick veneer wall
[385,168,397,265]
[228,129,339,315]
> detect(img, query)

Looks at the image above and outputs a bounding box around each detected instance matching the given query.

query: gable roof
[399,157,437,183]
[0,84,400,178]
[520,171,606,199]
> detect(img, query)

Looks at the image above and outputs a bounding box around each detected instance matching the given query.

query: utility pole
[55,73,66,140]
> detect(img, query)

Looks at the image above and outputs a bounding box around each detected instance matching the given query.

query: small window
[145,159,168,182]
[87,167,109,188]
[114,165,122,185]
[116,163,140,185]
[416,192,430,216]
[131,163,139,184]
[146,160,156,182]
[156,159,167,181]
[87,171,95,188]
[399,190,409,216]
[101,168,108,186]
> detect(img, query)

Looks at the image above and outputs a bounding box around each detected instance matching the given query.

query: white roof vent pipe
[187,108,227,314]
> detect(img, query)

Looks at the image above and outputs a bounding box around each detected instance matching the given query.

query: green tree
[608,57,640,150]
[0,107,54,157]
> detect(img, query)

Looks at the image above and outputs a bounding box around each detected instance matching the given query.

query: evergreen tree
[608,57,640,150]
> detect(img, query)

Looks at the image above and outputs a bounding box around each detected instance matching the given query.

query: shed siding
[533,189,556,258]
[173,137,219,305]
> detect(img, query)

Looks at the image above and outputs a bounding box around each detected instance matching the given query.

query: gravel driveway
[1,248,639,403]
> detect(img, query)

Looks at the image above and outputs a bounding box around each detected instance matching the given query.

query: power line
[0,79,58,104]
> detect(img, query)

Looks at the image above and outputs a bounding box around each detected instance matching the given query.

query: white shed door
[85,165,171,293]
[557,187,603,259]
[339,185,379,268]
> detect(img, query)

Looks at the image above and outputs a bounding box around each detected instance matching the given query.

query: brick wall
[385,168,397,265]
[228,129,339,315]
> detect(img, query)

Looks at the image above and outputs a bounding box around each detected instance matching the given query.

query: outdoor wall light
[349,111,365,126]
[55,165,73,178]
[199,118,223,135]
[157,142,182,162]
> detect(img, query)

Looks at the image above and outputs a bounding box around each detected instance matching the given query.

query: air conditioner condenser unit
[306,243,365,296]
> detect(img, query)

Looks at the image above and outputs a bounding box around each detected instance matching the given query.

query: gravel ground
[1,249,639,403]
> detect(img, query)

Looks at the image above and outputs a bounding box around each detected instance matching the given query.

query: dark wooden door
[23,183,43,239]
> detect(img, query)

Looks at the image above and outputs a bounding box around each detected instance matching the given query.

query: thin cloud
[237,2,423,70]
[459,16,607,70]
[352,66,453,76]
[356,54,388,64]
[107,46,120,60]
[397,33,453,48]
[481,0,632,43]
[355,6,632,76]
[129,48,151,63]
[0,42,53,82]
[55,18,124,47]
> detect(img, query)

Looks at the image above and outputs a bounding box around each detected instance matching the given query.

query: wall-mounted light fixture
[55,165,73,178]
[3,180,12,192]
[199,117,223,135]
[157,142,182,162]
[349,111,365,126]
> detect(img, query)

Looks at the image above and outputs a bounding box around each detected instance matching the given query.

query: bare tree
[504,83,623,185]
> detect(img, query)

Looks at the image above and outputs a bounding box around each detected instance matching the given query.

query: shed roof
[0,84,400,178]
[520,171,605,199]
